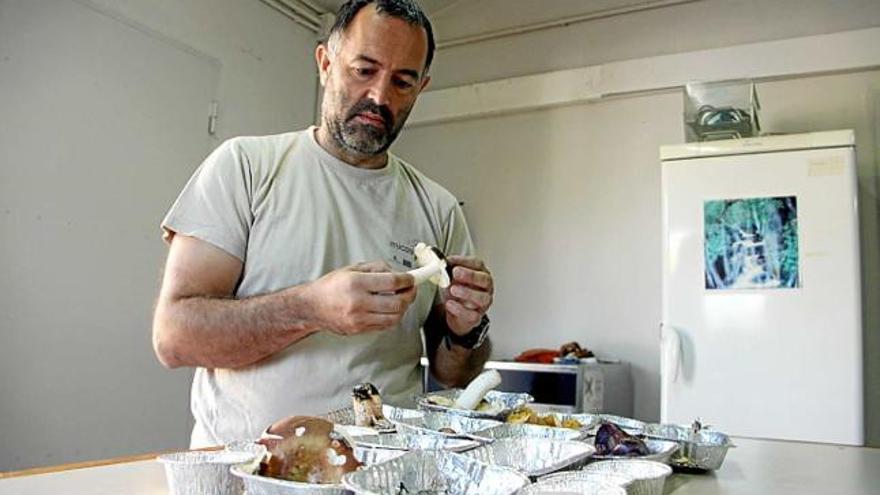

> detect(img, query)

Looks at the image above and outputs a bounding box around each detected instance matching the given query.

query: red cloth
[514,348,560,363]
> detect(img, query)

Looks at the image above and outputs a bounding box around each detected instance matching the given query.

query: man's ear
[418,75,431,94]
[315,43,331,86]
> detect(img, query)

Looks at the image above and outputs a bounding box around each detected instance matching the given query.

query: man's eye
[394,78,415,90]
[354,67,374,77]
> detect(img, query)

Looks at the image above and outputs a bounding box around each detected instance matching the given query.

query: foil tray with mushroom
[342,450,530,495]
[642,421,735,471]
[391,410,500,445]
[590,421,680,463]
[321,404,423,434]
[460,437,596,478]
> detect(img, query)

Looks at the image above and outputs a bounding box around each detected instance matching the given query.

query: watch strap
[444,315,490,350]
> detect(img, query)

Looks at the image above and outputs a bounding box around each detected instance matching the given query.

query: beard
[326,97,412,157]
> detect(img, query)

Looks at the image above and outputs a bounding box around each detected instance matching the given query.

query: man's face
[317,5,430,157]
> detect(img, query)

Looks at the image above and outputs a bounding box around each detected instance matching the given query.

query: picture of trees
[704,196,800,290]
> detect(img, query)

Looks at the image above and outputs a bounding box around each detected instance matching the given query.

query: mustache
[346,99,394,132]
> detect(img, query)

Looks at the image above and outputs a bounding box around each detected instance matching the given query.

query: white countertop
[0,458,167,494]
[2,437,878,494]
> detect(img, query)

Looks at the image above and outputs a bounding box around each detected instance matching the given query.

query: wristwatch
[444,315,490,350]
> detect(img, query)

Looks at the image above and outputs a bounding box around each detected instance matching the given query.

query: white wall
[0,0,316,471]
[393,0,880,443]
[397,93,680,421]
[429,0,880,89]
[395,69,880,443]
[86,0,319,140]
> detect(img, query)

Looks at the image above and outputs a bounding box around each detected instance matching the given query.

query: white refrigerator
[660,130,863,446]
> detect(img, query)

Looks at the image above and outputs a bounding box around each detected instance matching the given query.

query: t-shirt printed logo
[389,239,417,269]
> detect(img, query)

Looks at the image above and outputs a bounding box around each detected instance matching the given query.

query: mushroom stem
[409,262,443,285]
[455,369,502,410]
[407,242,450,288]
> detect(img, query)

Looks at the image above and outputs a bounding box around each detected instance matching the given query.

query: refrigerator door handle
[661,323,682,383]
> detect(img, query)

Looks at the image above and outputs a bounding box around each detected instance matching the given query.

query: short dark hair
[328,0,435,74]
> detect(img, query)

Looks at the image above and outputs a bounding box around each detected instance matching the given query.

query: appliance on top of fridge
[660,130,863,446]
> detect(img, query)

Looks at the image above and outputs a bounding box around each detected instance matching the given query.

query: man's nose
[365,76,393,107]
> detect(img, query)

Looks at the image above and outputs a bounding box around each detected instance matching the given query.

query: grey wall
[429,0,880,89]
[0,0,316,471]
[394,0,880,444]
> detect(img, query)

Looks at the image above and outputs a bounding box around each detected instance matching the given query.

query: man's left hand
[443,256,494,335]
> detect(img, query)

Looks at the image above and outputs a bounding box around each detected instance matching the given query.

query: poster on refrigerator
[703,195,800,290]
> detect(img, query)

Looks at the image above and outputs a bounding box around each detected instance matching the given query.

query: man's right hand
[304,261,417,335]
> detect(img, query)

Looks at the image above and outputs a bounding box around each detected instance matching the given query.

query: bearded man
[152,0,494,447]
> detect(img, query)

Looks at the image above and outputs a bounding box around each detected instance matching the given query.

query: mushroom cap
[258,416,362,483]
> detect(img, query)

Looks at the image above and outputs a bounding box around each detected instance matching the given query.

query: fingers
[442,256,493,333]
[448,284,492,311]
[347,312,407,332]
[452,266,493,292]
[331,299,413,335]
[364,290,417,314]
[314,262,422,336]
[350,260,392,273]
[445,255,485,271]
[447,256,493,291]
[444,256,493,313]
[445,299,482,329]
[330,290,413,334]
[351,271,415,293]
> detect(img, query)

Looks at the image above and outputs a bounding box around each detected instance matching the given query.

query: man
[152,0,493,447]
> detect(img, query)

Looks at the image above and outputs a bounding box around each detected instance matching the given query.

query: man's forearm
[431,336,491,387]
[153,284,320,370]
[424,307,491,387]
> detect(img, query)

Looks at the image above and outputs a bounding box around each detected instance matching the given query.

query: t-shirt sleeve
[433,202,477,309]
[160,138,253,261]
[442,201,475,258]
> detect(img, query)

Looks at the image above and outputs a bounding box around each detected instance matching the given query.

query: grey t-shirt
[161,127,474,446]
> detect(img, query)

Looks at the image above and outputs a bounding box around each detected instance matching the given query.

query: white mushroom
[407,242,451,288]
[454,369,502,410]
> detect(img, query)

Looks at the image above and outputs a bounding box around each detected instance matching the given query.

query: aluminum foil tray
[508,410,601,434]
[539,470,634,491]
[642,423,733,470]
[583,460,672,495]
[393,411,500,440]
[417,389,533,420]
[230,463,350,495]
[226,440,404,466]
[478,422,586,442]
[549,412,601,433]
[225,440,269,458]
[228,443,405,495]
[591,439,679,464]
[342,450,530,495]
[157,450,258,495]
[460,437,595,478]
[598,415,647,435]
[354,447,408,466]
[352,431,481,453]
[322,405,423,433]
[520,477,627,495]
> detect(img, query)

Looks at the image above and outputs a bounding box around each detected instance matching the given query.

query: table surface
[2,437,879,494]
